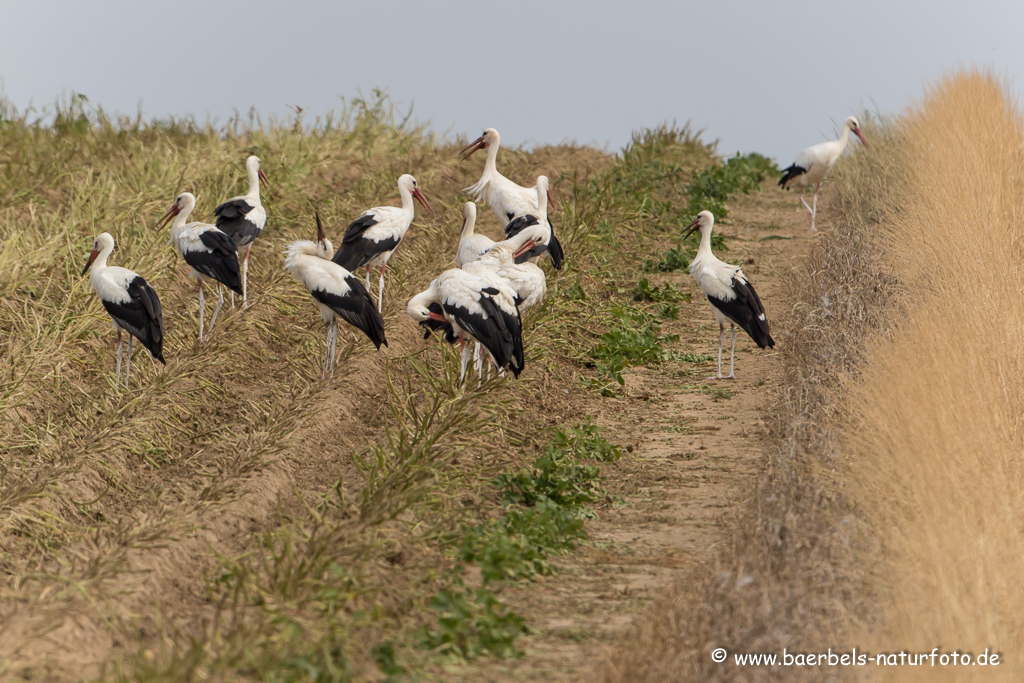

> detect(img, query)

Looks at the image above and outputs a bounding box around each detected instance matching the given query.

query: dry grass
[596,69,1024,682]
[845,70,1024,681]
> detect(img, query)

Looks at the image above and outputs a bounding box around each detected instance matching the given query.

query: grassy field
[0,92,791,680]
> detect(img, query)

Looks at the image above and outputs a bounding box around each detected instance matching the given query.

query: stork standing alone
[214,155,269,308]
[157,192,243,342]
[330,174,432,311]
[285,212,387,379]
[407,268,523,384]
[461,129,563,268]
[684,211,774,379]
[779,116,868,231]
[81,232,165,386]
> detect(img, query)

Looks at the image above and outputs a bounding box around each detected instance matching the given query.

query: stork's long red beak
[428,311,447,322]
[156,204,181,230]
[513,238,537,260]
[81,248,99,276]
[315,210,326,244]
[459,136,486,160]
[412,188,433,213]
[683,217,701,240]
[258,167,270,191]
[546,189,556,212]
[854,128,869,149]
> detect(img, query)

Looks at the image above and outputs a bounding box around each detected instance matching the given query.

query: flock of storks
[81,118,868,386]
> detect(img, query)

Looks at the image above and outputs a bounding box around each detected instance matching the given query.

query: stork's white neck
[172,200,196,232]
[836,124,852,152]
[460,210,477,240]
[483,140,500,176]
[398,182,415,214]
[247,164,262,199]
[92,242,114,273]
[536,184,548,222]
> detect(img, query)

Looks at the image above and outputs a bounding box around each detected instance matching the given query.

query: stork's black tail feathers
[778,164,806,189]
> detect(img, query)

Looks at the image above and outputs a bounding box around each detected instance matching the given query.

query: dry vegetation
[597,70,1024,682]
[0,91,767,680]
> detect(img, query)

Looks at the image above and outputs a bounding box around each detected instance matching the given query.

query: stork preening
[461,129,563,268]
[779,116,868,231]
[214,155,269,308]
[502,176,561,266]
[81,232,165,386]
[330,174,432,311]
[456,202,495,267]
[461,225,548,380]
[684,211,774,379]
[157,192,243,342]
[286,212,387,379]
[408,268,523,384]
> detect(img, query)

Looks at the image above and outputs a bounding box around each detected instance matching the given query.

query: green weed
[417,582,530,660]
[685,152,777,219]
[632,277,689,303]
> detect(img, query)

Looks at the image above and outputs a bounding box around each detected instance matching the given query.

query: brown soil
[443,185,816,680]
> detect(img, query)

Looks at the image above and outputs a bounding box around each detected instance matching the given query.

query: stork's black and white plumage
[408,268,523,384]
[215,155,269,307]
[461,129,563,269]
[286,212,387,379]
[457,202,496,267]
[500,176,562,269]
[82,232,165,386]
[779,116,868,231]
[683,211,774,379]
[330,173,432,312]
[157,192,242,342]
[462,225,548,381]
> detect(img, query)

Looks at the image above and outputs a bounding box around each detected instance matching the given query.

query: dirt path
[455,185,815,680]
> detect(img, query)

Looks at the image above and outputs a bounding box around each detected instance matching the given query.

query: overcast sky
[2,1,1022,163]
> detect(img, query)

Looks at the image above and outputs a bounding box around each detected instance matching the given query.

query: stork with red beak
[157,192,242,342]
[683,211,774,379]
[82,232,165,386]
[214,155,270,308]
[778,116,869,231]
[461,129,563,269]
[330,173,432,311]
[286,212,386,379]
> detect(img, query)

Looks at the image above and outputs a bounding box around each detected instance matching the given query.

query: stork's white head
[407,283,444,322]
[682,210,715,240]
[81,232,115,275]
[844,116,869,149]
[246,155,270,191]
[508,223,550,262]
[398,174,433,213]
[459,128,500,159]
[157,192,197,229]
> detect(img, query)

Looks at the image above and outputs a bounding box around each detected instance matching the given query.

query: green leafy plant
[417,583,530,659]
[642,246,693,273]
[685,152,777,219]
[632,278,689,303]
[551,418,623,462]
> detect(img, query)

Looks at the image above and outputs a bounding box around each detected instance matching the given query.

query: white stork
[501,176,561,266]
[157,192,242,342]
[214,155,269,308]
[779,116,868,231]
[81,232,165,386]
[683,211,774,379]
[461,129,563,268]
[330,173,432,311]
[457,202,495,267]
[407,268,523,383]
[461,224,548,380]
[285,212,387,379]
